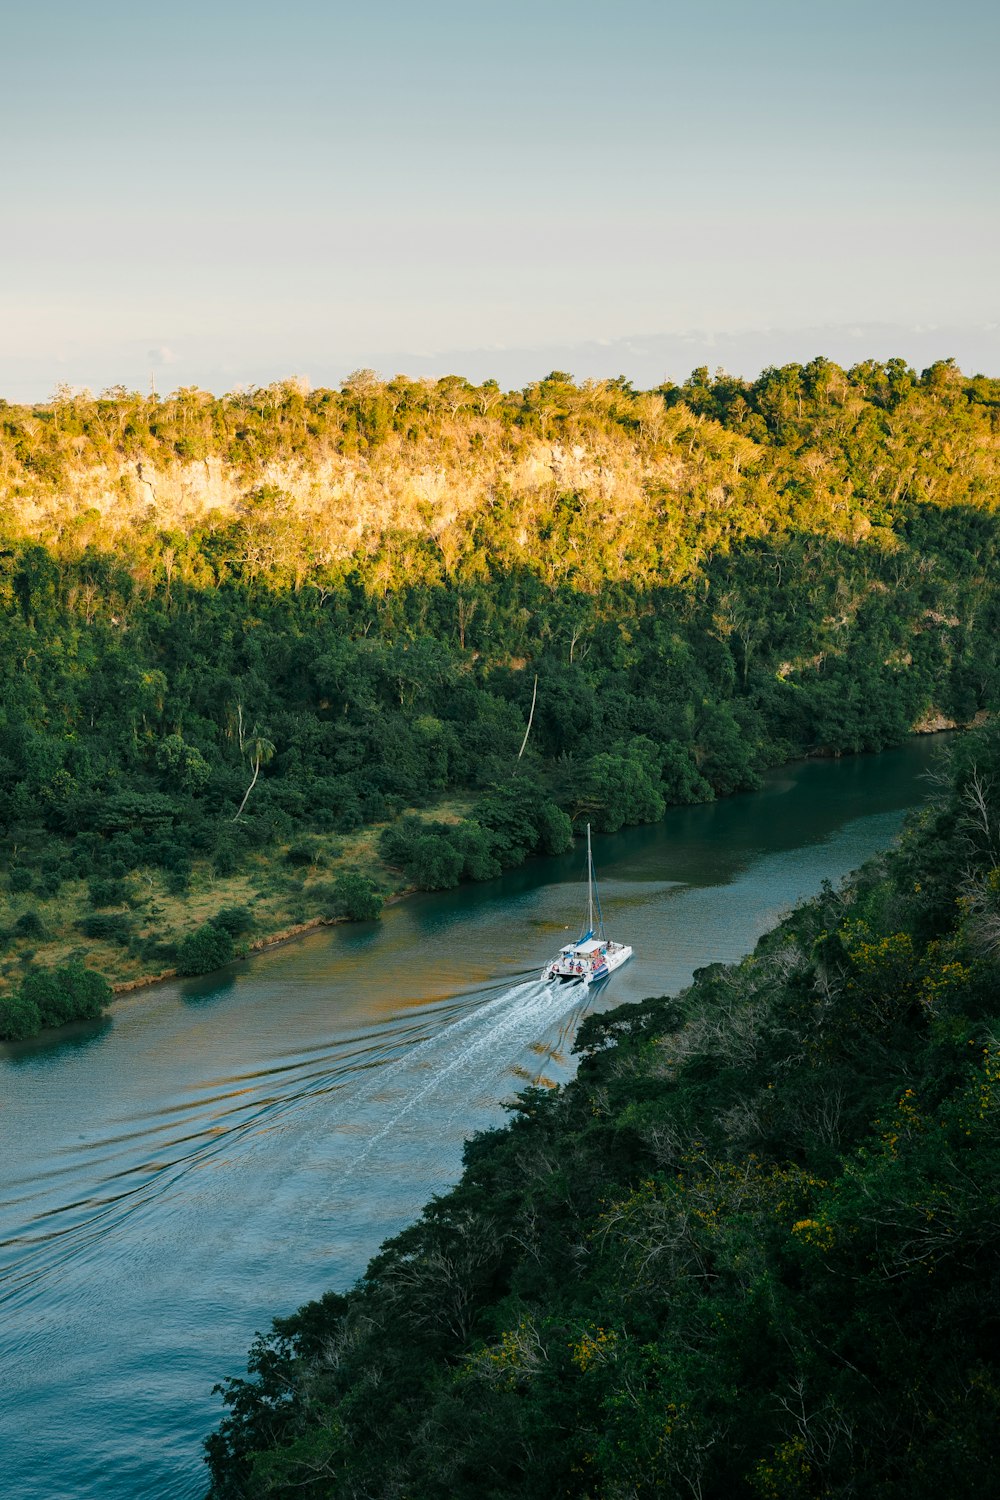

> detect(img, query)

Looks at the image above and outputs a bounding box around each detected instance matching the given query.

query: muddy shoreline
[109,895,412,1000]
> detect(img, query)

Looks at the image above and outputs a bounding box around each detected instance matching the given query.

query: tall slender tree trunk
[233,752,261,821]
[515,674,539,770]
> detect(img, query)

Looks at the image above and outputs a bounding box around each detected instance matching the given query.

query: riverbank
[1,731,965,1010]
[109,898,412,996]
[0,812,452,1004]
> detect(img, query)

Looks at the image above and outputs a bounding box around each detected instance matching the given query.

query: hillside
[1,358,999,1025]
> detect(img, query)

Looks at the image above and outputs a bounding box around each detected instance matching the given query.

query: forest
[205,717,1000,1499]
[1,357,999,1037]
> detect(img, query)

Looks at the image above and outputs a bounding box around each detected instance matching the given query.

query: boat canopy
[573,938,605,955]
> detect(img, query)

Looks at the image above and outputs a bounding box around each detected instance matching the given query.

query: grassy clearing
[0,799,475,997]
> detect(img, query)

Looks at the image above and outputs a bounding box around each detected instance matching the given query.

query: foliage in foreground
[206,723,1000,1499]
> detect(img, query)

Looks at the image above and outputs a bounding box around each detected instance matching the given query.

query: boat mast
[587,822,594,936]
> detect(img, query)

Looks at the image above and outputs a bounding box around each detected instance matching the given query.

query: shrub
[156,842,191,873]
[333,800,363,833]
[285,840,324,868]
[77,912,133,944]
[165,867,191,896]
[478,780,573,862]
[89,877,130,908]
[582,742,666,833]
[405,831,464,890]
[9,868,32,894]
[106,839,137,871]
[381,803,572,891]
[211,905,255,937]
[533,799,574,856]
[95,791,176,836]
[454,821,502,882]
[14,911,45,939]
[660,741,713,805]
[68,964,113,1019]
[213,842,240,877]
[155,733,210,792]
[14,964,111,1031]
[379,817,464,889]
[0,992,42,1041]
[333,874,384,922]
[139,936,178,964]
[378,786,574,893]
[176,923,235,976]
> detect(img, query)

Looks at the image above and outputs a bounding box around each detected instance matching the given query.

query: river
[0,737,943,1499]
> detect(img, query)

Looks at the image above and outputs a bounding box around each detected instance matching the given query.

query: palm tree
[232,733,275,821]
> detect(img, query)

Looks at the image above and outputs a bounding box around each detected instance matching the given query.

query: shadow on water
[401,744,932,943]
[179,971,239,1008]
[329,919,386,953]
[591,742,941,889]
[2,1016,113,1068]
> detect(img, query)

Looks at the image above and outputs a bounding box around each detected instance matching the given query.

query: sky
[2,0,997,398]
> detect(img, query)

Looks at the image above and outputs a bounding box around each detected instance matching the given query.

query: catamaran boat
[542,824,633,986]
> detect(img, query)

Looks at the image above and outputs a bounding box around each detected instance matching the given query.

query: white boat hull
[543,942,633,986]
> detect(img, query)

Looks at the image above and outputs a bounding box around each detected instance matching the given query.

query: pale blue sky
[2,0,997,397]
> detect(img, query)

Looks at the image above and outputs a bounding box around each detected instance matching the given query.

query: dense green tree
[331,873,383,921]
[581,737,667,832]
[211,906,255,937]
[176,923,235,976]
[0,991,42,1040]
[0,963,111,1038]
[155,733,211,791]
